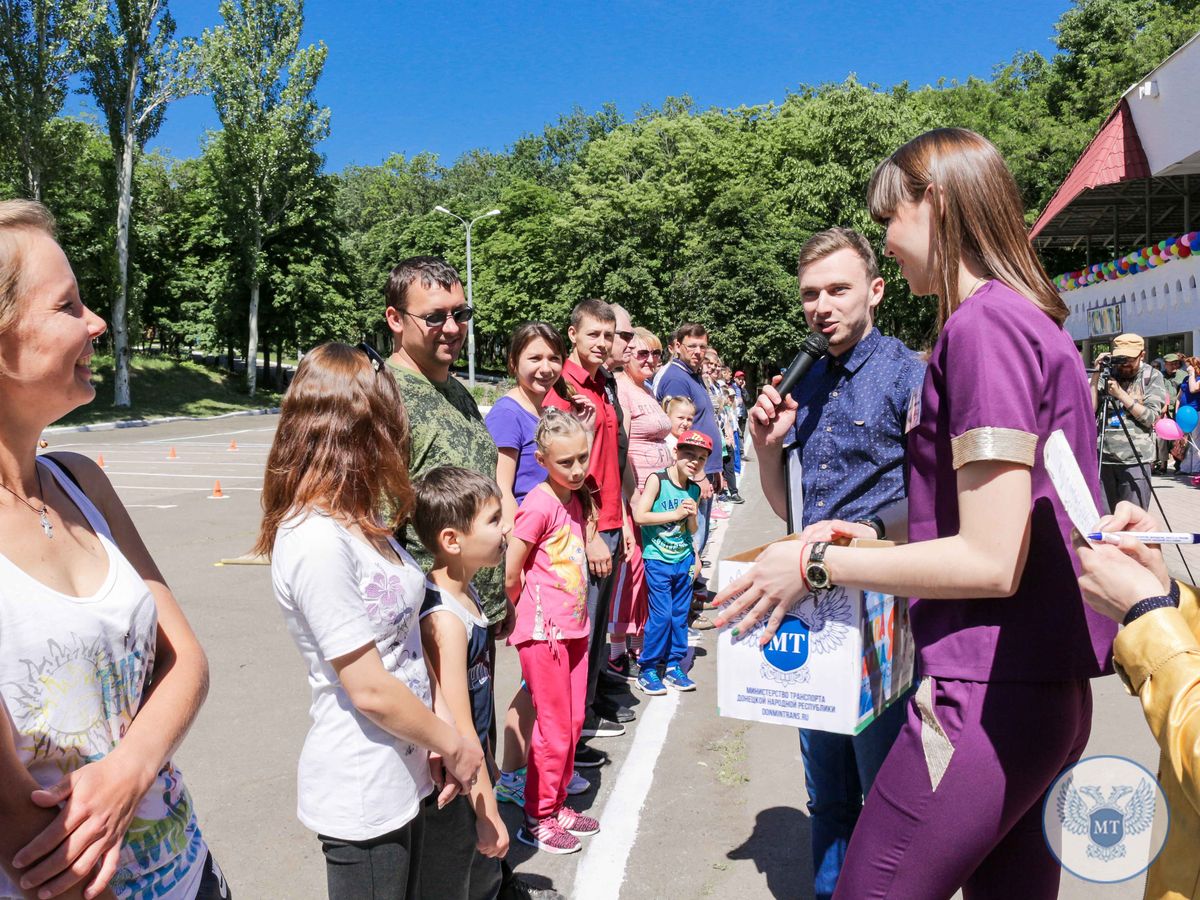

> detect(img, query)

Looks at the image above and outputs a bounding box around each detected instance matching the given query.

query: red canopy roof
[1030,98,1150,239]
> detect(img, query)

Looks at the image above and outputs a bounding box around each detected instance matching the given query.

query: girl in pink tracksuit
[504,409,601,854]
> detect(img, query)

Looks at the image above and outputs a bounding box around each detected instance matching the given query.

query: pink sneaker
[711,505,731,520]
[557,805,601,836]
[517,816,581,854]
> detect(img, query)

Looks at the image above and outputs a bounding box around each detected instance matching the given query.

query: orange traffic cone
[208,480,227,500]
[227,440,238,452]
[167,446,178,460]
[97,453,105,468]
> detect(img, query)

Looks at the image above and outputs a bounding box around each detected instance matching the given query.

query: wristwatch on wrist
[805,541,834,591]
[1122,593,1178,627]
[857,516,885,540]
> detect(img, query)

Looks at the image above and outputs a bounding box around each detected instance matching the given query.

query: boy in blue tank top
[633,430,710,694]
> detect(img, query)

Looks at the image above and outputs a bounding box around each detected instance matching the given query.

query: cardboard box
[716,536,915,735]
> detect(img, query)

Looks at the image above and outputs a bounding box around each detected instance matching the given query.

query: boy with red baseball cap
[631,430,711,693]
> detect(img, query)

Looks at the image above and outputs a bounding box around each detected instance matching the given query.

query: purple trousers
[833,676,1092,900]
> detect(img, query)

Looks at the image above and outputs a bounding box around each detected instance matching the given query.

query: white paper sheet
[1043,430,1102,539]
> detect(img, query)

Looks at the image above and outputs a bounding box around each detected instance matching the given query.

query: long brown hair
[866,128,1067,332]
[507,321,575,399]
[253,342,413,557]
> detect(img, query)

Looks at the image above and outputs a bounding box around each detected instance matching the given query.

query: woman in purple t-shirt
[718,129,1116,899]
[487,323,594,523]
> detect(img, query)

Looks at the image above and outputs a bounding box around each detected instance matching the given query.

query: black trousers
[585,529,624,714]
[418,795,502,900]
[193,851,231,899]
[1100,463,1152,513]
[722,452,738,496]
[319,808,424,900]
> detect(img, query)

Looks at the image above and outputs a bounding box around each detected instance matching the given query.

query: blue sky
[68,0,1072,172]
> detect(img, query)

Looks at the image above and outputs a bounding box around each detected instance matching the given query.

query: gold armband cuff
[950,427,1037,470]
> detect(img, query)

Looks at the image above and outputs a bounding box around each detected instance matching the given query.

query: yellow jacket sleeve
[1113,582,1200,820]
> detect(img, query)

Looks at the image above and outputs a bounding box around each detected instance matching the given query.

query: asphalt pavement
[38,416,1178,898]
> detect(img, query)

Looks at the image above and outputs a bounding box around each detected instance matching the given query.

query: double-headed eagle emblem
[1057,775,1157,862]
[793,586,852,654]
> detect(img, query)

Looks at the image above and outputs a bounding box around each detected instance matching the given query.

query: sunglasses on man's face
[357,341,387,373]
[404,306,474,328]
[633,349,662,361]
[616,330,635,342]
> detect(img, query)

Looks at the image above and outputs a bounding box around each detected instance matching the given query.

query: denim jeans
[799,693,909,900]
[691,477,715,576]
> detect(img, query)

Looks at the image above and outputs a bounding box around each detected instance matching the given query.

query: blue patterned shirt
[784,327,926,528]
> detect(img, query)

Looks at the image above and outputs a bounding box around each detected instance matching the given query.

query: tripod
[1097,385,1196,582]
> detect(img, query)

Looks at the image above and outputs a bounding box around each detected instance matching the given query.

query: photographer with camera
[1089,333,1168,512]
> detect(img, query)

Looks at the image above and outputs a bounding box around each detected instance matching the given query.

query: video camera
[1090,352,1135,393]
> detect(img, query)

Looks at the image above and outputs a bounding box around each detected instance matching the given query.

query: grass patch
[55,355,282,427]
[705,725,751,786]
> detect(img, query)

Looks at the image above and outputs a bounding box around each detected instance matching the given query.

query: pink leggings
[517,637,589,820]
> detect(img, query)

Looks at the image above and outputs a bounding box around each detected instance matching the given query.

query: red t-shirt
[545,359,623,532]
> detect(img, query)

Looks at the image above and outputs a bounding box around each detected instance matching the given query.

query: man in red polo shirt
[545,298,628,744]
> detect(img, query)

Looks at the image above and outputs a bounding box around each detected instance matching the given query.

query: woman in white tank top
[0,201,222,900]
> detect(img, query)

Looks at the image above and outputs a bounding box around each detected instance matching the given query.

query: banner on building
[1088,303,1123,337]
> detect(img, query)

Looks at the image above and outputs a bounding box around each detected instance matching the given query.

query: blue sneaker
[495,769,525,806]
[663,665,696,692]
[636,668,667,695]
[567,769,591,795]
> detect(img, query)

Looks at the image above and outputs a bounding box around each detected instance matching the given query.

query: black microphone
[775,332,830,400]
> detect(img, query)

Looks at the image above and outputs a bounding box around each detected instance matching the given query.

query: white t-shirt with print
[272,512,434,841]
[0,458,207,900]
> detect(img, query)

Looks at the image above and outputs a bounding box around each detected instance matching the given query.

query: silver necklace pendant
[38,507,53,540]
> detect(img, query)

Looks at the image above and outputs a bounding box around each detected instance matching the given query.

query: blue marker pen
[1086,531,1200,545]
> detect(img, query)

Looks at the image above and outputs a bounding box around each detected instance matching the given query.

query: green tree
[81,0,201,406]
[203,0,329,395]
[0,0,99,199]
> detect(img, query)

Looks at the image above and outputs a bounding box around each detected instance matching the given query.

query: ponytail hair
[535,407,594,523]
[867,127,1067,333]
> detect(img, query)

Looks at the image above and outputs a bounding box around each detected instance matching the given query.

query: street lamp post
[434,205,500,387]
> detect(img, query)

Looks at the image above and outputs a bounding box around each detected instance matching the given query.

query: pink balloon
[1156,418,1186,441]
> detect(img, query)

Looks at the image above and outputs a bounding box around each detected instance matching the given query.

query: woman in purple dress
[717,129,1116,899]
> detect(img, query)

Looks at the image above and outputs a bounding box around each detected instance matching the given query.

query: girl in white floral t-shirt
[254,342,483,900]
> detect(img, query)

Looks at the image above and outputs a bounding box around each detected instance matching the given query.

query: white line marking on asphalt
[44,443,270,452]
[572,690,681,900]
[140,427,275,444]
[126,504,179,509]
[90,459,268,467]
[99,471,263,480]
[112,485,261,492]
[571,500,736,900]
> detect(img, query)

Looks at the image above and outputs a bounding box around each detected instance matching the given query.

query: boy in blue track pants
[632,429,710,694]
